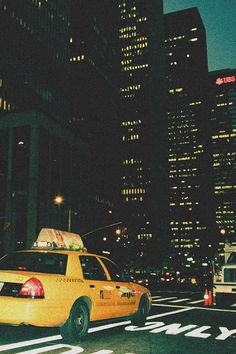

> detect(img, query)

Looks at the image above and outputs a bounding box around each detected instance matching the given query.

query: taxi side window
[101,258,125,282]
[79,256,107,281]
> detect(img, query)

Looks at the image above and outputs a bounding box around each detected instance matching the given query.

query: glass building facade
[209,69,236,253]
[118,0,167,269]
[164,8,215,267]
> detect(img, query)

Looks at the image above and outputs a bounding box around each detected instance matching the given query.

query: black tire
[60,300,90,343]
[131,296,148,326]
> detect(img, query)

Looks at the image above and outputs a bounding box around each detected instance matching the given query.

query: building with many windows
[164,8,215,269]
[209,69,236,252]
[0,0,70,120]
[0,1,120,255]
[118,0,167,269]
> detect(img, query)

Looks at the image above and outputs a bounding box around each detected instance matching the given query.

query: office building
[0,0,70,120]
[0,111,90,254]
[0,1,121,254]
[118,0,167,269]
[69,1,120,204]
[164,8,215,267]
[209,69,236,252]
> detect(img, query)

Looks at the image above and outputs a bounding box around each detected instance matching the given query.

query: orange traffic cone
[204,289,209,306]
[208,290,213,306]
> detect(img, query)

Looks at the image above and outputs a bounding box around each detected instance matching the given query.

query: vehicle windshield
[227,253,236,263]
[0,252,67,275]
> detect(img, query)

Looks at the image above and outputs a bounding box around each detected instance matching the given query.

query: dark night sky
[164,0,236,72]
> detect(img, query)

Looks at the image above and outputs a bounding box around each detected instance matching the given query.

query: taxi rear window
[0,252,67,275]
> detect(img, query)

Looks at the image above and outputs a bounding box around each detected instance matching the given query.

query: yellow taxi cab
[0,228,152,343]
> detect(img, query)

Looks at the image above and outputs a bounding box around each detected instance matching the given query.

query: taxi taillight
[19,278,44,298]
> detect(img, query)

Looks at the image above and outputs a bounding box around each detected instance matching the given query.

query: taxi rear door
[79,255,116,320]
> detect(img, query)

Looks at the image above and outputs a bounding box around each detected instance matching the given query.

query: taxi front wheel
[131,296,148,326]
[60,300,90,343]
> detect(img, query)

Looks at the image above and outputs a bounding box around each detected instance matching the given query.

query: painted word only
[125,321,236,340]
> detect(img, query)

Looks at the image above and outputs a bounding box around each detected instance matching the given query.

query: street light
[53,195,72,232]
[53,195,64,205]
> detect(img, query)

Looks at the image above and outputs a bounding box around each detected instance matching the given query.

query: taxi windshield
[0,252,67,275]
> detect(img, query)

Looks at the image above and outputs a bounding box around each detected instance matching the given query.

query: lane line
[0,335,61,352]
[170,298,191,303]
[90,351,114,354]
[88,320,130,333]
[188,299,204,304]
[152,297,177,302]
[147,307,193,319]
[18,343,84,354]
[154,303,236,313]
[151,296,162,299]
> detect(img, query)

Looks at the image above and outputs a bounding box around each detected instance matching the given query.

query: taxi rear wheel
[60,300,89,343]
[131,296,148,326]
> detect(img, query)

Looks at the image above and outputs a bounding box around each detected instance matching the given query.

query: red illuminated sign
[216,76,235,85]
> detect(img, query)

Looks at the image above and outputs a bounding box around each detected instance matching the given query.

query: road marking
[185,326,212,339]
[18,343,84,354]
[188,299,204,304]
[89,320,130,333]
[170,298,190,303]
[126,321,236,341]
[154,302,236,313]
[148,307,193,319]
[152,297,177,302]
[151,295,162,299]
[0,335,61,352]
[90,351,113,354]
[231,303,236,307]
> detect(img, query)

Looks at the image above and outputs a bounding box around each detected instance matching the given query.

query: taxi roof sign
[36,228,85,250]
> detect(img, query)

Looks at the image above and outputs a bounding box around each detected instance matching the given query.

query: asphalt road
[0,290,235,354]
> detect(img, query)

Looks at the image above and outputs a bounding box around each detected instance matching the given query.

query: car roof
[13,249,104,258]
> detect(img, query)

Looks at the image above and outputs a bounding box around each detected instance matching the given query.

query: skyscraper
[164,8,215,267]
[69,0,120,203]
[0,1,97,254]
[118,0,167,269]
[209,69,236,252]
[0,0,70,120]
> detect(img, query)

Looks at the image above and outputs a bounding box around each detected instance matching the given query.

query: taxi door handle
[90,284,95,288]
[116,285,120,289]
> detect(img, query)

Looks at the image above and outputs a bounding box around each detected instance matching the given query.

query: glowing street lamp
[54,195,64,205]
[53,195,72,232]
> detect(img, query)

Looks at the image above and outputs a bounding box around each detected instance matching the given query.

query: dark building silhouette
[0,1,121,254]
[118,0,168,271]
[164,8,215,269]
[69,0,121,205]
[208,69,236,253]
[0,111,89,253]
[0,0,70,120]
